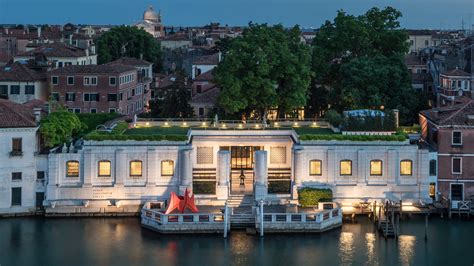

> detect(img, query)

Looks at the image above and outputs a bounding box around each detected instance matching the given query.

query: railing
[257,208,342,224]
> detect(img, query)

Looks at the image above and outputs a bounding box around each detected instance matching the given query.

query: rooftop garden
[84,122,189,141]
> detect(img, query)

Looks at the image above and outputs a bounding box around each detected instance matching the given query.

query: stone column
[146,148,157,187]
[115,149,126,187]
[387,149,398,185]
[292,147,304,199]
[179,147,192,194]
[82,149,93,188]
[216,150,230,200]
[254,150,268,201]
[327,149,336,184]
[357,149,366,184]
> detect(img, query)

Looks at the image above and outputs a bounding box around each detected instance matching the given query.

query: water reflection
[339,232,354,265]
[398,235,416,265]
[365,233,378,266]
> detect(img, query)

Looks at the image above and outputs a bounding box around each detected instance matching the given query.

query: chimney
[38,27,41,39]
[140,53,143,60]
[34,108,42,124]
[432,110,439,119]
[393,109,399,128]
[69,34,73,45]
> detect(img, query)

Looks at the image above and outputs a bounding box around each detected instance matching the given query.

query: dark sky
[0,0,472,29]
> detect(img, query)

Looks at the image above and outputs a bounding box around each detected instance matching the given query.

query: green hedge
[298,188,333,207]
[84,134,187,141]
[299,134,406,142]
[268,181,291,194]
[193,182,216,195]
[77,113,121,133]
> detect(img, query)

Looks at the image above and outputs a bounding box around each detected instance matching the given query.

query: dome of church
[143,6,160,22]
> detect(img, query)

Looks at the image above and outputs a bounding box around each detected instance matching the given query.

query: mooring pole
[224,202,228,238]
[424,213,428,241]
[260,200,264,237]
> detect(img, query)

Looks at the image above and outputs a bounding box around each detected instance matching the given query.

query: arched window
[161,160,174,176]
[66,160,79,177]
[370,160,383,176]
[130,160,142,177]
[400,160,413,176]
[309,160,322,176]
[98,160,111,177]
[340,160,352,176]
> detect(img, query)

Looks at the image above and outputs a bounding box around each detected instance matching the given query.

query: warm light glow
[221,124,226,128]
[145,122,150,126]
[130,161,142,176]
[66,161,79,177]
[182,122,187,126]
[402,202,413,206]
[312,122,317,127]
[310,160,322,175]
[255,124,260,128]
[238,124,243,128]
[340,160,352,175]
[274,122,279,127]
[201,122,207,127]
[400,160,413,175]
[293,122,299,127]
[370,160,383,175]
[164,122,169,126]
[161,160,174,176]
[98,160,111,177]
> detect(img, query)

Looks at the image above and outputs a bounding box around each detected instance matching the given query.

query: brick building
[420,99,474,207]
[48,64,151,115]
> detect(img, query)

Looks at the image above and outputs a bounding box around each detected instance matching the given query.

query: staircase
[228,195,255,228]
[379,220,396,237]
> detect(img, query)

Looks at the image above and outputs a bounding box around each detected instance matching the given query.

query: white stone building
[0,62,48,103]
[43,130,431,215]
[0,99,47,215]
[133,6,165,38]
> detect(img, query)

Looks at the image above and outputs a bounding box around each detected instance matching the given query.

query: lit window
[400,160,413,176]
[130,160,142,176]
[340,160,352,176]
[370,160,383,176]
[309,160,322,175]
[66,160,79,177]
[98,160,111,177]
[161,160,174,176]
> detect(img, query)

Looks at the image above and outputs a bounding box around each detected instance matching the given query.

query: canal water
[0,216,473,266]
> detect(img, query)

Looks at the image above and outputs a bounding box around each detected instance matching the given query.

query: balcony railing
[9,150,23,157]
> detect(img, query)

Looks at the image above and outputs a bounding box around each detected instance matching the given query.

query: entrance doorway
[220,146,262,195]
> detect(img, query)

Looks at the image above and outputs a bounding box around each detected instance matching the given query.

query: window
[67,76,74,85]
[196,85,202,93]
[340,160,352,175]
[11,188,21,206]
[51,76,58,85]
[429,160,437,176]
[12,138,22,153]
[10,85,20,94]
[400,160,413,176]
[37,171,45,180]
[161,160,174,176]
[25,85,35,95]
[68,108,81,113]
[370,160,383,176]
[108,93,117,102]
[119,93,123,101]
[452,157,462,174]
[12,172,22,181]
[58,62,63,67]
[197,147,213,164]
[130,160,142,176]
[310,160,322,175]
[198,108,204,116]
[424,40,429,46]
[98,160,111,177]
[84,93,99,102]
[66,92,75,102]
[0,85,7,98]
[51,92,59,101]
[66,160,79,177]
[109,108,116,113]
[84,76,97,85]
[270,147,286,164]
[429,182,436,199]
[109,77,116,85]
[132,89,135,96]
[452,131,462,145]
[90,108,97,113]
[451,184,463,201]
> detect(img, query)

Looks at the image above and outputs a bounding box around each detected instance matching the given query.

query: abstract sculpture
[165,188,199,214]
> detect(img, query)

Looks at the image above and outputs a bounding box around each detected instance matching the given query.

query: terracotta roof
[191,86,219,105]
[420,99,474,126]
[193,53,220,65]
[17,42,87,58]
[0,62,47,82]
[0,51,13,64]
[0,99,40,128]
[107,57,152,67]
[49,64,136,75]
[194,69,214,81]
[441,68,471,77]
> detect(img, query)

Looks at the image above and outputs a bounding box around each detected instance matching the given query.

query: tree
[39,109,85,147]
[149,70,194,118]
[214,23,311,120]
[96,26,161,71]
[309,7,423,124]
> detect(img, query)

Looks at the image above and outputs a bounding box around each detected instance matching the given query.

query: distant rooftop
[17,42,87,58]
[106,57,152,67]
[49,64,136,75]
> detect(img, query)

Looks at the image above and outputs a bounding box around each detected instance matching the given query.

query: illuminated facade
[43,130,431,214]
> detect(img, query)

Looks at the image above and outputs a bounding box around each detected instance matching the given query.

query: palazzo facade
[44,130,431,213]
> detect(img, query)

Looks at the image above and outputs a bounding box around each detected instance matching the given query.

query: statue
[165,188,199,214]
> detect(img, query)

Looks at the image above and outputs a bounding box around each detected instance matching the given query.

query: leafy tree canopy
[214,23,312,120]
[39,109,86,147]
[96,26,161,71]
[309,7,426,124]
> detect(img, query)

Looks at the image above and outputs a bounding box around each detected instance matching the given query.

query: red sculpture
[165,188,199,214]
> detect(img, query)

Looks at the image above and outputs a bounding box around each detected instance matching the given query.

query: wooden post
[260,200,264,237]
[448,198,452,219]
[424,213,428,241]
[396,214,400,239]
[399,200,403,220]
[373,201,377,224]
[224,202,228,238]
